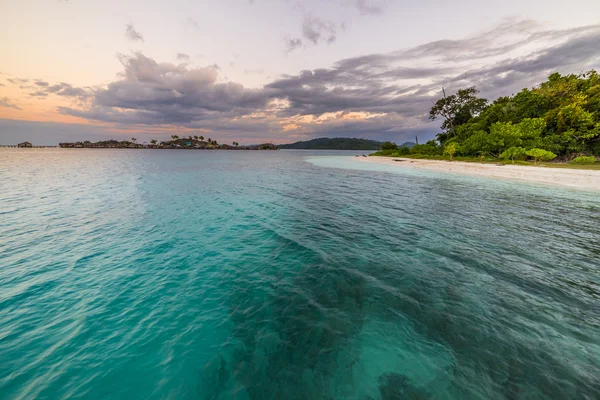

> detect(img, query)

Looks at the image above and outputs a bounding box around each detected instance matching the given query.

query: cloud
[187,17,200,30]
[30,91,49,98]
[284,37,303,53]
[45,82,90,98]
[9,18,596,145]
[125,23,144,42]
[0,83,5,87]
[302,16,337,45]
[35,80,49,87]
[7,78,29,85]
[177,53,190,61]
[59,52,273,125]
[355,0,384,16]
[285,15,338,52]
[0,97,22,110]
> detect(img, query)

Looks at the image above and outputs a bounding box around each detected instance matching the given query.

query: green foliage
[371,146,411,157]
[381,141,398,150]
[411,140,441,155]
[279,137,383,150]
[570,156,596,164]
[422,71,600,159]
[526,148,557,165]
[429,87,488,134]
[499,147,527,163]
[443,142,459,160]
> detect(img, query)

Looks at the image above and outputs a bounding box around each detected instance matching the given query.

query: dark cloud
[0,97,22,110]
[30,91,49,98]
[302,16,336,45]
[177,53,190,61]
[38,82,91,98]
[355,0,384,16]
[35,80,49,87]
[125,23,144,42]
[284,37,303,53]
[59,52,273,125]
[9,19,594,144]
[285,15,338,52]
[7,78,29,85]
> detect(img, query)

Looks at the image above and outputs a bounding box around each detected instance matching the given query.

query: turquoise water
[1,149,599,399]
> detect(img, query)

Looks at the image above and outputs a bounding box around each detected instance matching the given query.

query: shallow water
[1,149,599,399]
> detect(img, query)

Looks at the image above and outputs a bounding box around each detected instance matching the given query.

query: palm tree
[193,135,198,140]
[171,135,179,141]
[131,138,137,143]
[200,136,204,141]
[150,139,157,146]
[207,138,211,143]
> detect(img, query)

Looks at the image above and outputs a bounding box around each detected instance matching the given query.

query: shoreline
[357,156,600,191]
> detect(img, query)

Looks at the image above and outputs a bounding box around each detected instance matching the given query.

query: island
[369,71,600,168]
[58,136,278,150]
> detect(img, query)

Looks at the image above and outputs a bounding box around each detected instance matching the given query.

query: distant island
[280,137,411,150]
[58,136,278,150]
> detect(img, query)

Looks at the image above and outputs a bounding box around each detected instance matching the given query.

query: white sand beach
[357,156,600,191]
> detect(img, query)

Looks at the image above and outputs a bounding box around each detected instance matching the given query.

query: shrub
[499,146,527,163]
[525,148,557,165]
[381,141,398,151]
[411,140,441,155]
[570,156,596,164]
[443,142,459,160]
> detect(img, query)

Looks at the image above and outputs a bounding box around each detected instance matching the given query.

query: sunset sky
[1,0,599,145]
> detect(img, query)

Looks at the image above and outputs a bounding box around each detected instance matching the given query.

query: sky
[1,0,599,145]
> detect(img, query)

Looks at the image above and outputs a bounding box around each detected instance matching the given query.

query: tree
[200,136,204,141]
[411,140,441,155]
[193,135,198,140]
[526,148,556,165]
[381,141,398,150]
[429,87,488,136]
[171,135,179,141]
[499,147,527,163]
[443,142,459,160]
[150,139,157,146]
[131,138,137,143]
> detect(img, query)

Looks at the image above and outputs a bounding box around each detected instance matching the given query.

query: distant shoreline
[358,156,600,191]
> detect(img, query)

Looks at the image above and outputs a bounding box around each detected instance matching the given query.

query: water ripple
[1,149,599,399]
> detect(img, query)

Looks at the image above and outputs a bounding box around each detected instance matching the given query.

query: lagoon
[1,149,599,399]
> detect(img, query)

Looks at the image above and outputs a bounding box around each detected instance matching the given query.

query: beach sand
[357,156,600,191]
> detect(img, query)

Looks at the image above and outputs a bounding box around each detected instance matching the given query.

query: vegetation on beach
[279,137,383,150]
[59,136,277,150]
[372,71,600,166]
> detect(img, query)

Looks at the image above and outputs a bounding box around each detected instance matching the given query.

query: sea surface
[1,148,599,400]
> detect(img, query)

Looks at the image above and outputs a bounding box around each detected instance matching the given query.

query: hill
[279,137,383,150]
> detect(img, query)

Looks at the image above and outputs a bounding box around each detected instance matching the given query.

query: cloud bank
[7,19,600,144]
